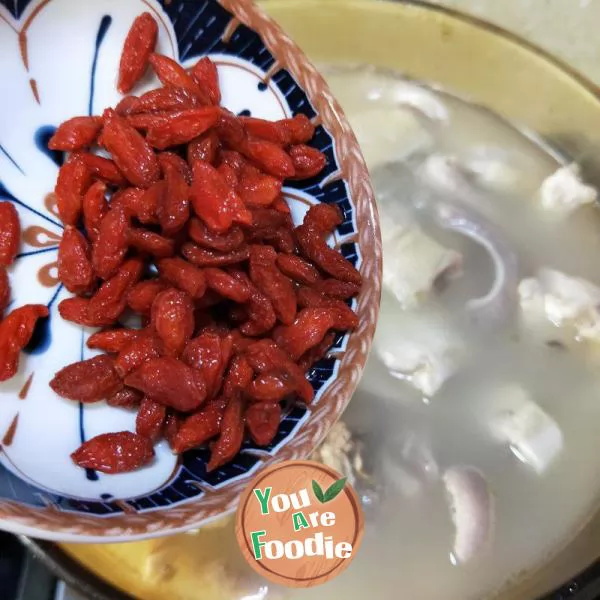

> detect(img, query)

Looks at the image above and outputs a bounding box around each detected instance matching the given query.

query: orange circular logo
[235,460,364,588]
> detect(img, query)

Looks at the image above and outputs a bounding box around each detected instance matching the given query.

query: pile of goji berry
[4,12,363,474]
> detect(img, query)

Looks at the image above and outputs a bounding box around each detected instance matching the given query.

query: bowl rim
[0,0,381,542]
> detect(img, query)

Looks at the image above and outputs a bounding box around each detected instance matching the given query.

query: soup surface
[113,66,600,600]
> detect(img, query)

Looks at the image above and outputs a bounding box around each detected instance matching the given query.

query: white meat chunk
[537,164,597,217]
[485,383,563,474]
[519,268,600,343]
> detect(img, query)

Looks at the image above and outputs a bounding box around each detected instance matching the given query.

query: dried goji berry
[187,217,244,252]
[296,287,358,328]
[312,278,361,299]
[127,110,181,131]
[207,395,244,471]
[55,154,90,226]
[136,396,166,441]
[163,411,181,447]
[217,163,239,189]
[249,245,296,325]
[119,182,161,224]
[190,161,252,232]
[50,355,122,402]
[115,95,141,116]
[157,258,206,299]
[0,305,48,381]
[182,243,249,268]
[58,227,95,294]
[237,165,282,208]
[297,332,335,372]
[0,202,20,266]
[107,386,143,408]
[229,270,277,337]
[82,154,128,186]
[49,116,103,152]
[304,203,342,234]
[0,268,9,315]
[219,150,246,173]
[272,196,291,215]
[159,151,192,185]
[223,355,254,397]
[58,297,113,327]
[87,328,143,353]
[91,204,130,279]
[129,228,175,257]
[182,332,228,399]
[133,86,199,114]
[241,117,291,146]
[241,138,295,179]
[125,356,206,412]
[204,268,251,303]
[191,57,221,105]
[171,397,226,453]
[151,288,194,357]
[246,402,281,446]
[288,144,327,179]
[127,279,168,314]
[148,53,207,100]
[248,373,295,403]
[102,109,160,188]
[72,431,154,474]
[276,254,321,285]
[296,224,362,284]
[216,109,245,147]
[118,12,158,94]
[283,114,315,145]
[115,332,162,377]
[188,131,219,166]
[82,181,109,241]
[88,258,143,325]
[157,159,190,235]
[146,106,220,150]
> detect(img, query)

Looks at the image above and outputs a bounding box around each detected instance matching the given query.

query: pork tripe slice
[537,164,597,218]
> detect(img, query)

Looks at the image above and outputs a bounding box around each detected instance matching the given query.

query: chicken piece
[537,164,597,218]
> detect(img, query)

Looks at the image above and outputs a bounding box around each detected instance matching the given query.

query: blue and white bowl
[0,0,381,541]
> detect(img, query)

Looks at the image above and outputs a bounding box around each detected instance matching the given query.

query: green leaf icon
[323,477,347,502]
[312,480,325,503]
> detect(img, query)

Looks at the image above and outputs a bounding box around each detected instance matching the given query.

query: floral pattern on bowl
[0,0,380,541]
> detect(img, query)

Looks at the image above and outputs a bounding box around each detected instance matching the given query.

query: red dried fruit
[48,116,103,151]
[246,402,281,446]
[125,357,207,412]
[187,218,244,252]
[288,144,327,179]
[272,196,291,215]
[191,57,221,105]
[188,131,219,166]
[304,203,342,234]
[276,254,321,285]
[55,154,90,226]
[182,332,230,399]
[115,332,162,377]
[146,106,220,150]
[190,160,252,233]
[296,288,359,329]
[136,396,166,441]
[312,278,361,299]
[121,182,162,224]
[159,151,192,185]
[91,204,130,280]
[182,242,249,268]
[58,227,95,294]
[241,138,295,179]
[87,328,143,353]
[127,111,181,131]
[102,109,160,188]
[164,412,181,447]
[216,109,245,147]
[82,154,128,186]
[149,53,206,100]
[82,181,109,241]
[229,271,277,337]
[0,268,9,315]
[157,158,190,235]
[248,373,295,403]
[249,245,296,325]
[58,297,113,327]
[223,355,254,397]
[219,150,245,173]
[204,268,251,303]
[298,332,335,372]
[237,165,282,208]
[296,224,362,284]
[72,431,154,474]
[241,117,291,146]
[129,228,175,257]
[217,163,238,189]
[171,397,226,453]
[157,258,206,299]
[118,13,159,94]
[127,279,168,314]
[115,95,141,116]
[0,305,48,381]
[151,288,194,357]
[0,203,20,267]
[88,258,143,325]
[283,114,315,145]
[134,86,199,114]
[107,387,143,408]
[50,355,122,402]
[207,395,244,471]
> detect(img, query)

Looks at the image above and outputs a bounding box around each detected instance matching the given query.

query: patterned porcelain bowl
[0,0,380,541]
